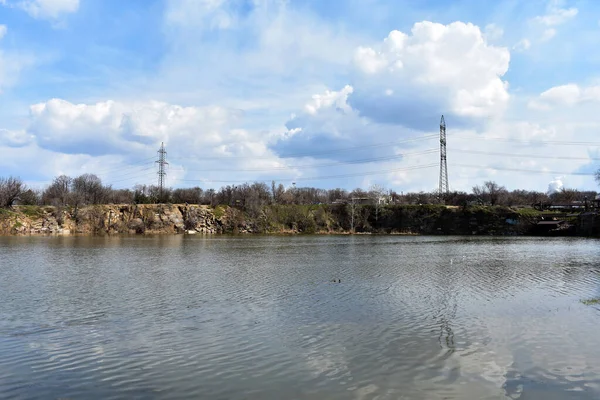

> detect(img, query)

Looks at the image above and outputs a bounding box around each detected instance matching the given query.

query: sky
[1,0,600,193]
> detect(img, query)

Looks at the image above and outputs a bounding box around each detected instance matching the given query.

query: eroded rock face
[1,204,220,236]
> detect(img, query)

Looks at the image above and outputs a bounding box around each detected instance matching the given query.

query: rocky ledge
[1,204,220,236]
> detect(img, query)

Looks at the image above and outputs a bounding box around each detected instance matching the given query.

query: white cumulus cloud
[548,177,564,194]
[529,83,600,109]
[351,22,510,126]
[7,98,299,188]
[303,85,354,115]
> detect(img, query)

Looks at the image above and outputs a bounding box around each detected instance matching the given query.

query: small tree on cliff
[0,176,25,208]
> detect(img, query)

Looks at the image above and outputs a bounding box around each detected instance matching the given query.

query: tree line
[0,174,598,210]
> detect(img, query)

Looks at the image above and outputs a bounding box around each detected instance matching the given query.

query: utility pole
[439,115,449,201]
[156,142,168,200]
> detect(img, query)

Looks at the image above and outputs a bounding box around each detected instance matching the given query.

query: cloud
[164,0,233,31]
[350,22,510,130]
[1,1,600,193]
[513,38,531,52]
[270,79,600,192]
[548,177,564,194]
[154,0,361,109]
[0,25,35,93]
[17,0,79,20]
[484,23,504,41]
[303,85,354,116]
[26,98,246,156]
[273,85,393,159]
[541,28,556,41]
[529,83,600,109]
[265,18,598,192]
[6,97,307,188]
[533,0,578,27]
[527,0,577,43]
[0,128,33,147]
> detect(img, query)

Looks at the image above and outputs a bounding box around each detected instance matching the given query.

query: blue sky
[1,0,600,193]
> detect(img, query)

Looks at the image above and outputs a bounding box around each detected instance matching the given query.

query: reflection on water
[1,235,600,399]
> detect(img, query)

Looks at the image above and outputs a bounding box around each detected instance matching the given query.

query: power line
[169,149,438,172]
[452,135,600,146]
[452,164,597,176]
[179,163,439,184]
[169,132,600,164]
[164,146,600,174]
[170,133,440,161]
[81,156,156,175]
[174,161,595,185]
[107,170,158,188]
[107,167,156,183]
[452,148,600,161]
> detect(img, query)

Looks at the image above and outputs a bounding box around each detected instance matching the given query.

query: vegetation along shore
[1,174,599,236]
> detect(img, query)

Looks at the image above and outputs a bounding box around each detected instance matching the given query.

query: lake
[1,235,600,399]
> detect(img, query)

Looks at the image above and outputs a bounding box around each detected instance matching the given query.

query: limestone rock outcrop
[1,204,221,236]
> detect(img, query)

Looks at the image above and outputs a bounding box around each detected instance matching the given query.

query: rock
[2,204,222,236]
[128,218,145,234]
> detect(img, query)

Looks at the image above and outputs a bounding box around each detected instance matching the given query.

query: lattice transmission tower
[156,142,168,196]
[439,115,449,198]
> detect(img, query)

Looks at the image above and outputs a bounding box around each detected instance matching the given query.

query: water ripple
[1,235,600,399]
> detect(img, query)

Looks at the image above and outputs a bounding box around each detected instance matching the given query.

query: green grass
[212,205,226,219]
[18,205,45,218]
[515,208,542,218]
[0,208,15,218]
[581,298,600,306]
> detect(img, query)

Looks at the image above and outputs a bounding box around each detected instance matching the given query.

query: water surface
[1,235,600,399]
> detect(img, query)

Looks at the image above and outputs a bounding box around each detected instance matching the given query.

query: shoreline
[1,203,598,237]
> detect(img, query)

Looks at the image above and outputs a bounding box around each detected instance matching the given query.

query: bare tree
[172,187,203,204]
[0,177,25,208]
[369,184,387,223]
[550,188,579,203]
[72,174,105,205]
[271,181,277,204]
[107,189,134,204]
[18,189,40,205]
[42,175,72,205]
[204,188,216,206]
[472,181,506,206]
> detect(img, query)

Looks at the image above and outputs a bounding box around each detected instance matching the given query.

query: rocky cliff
[0,204,219,235]
[0,203,544,236]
